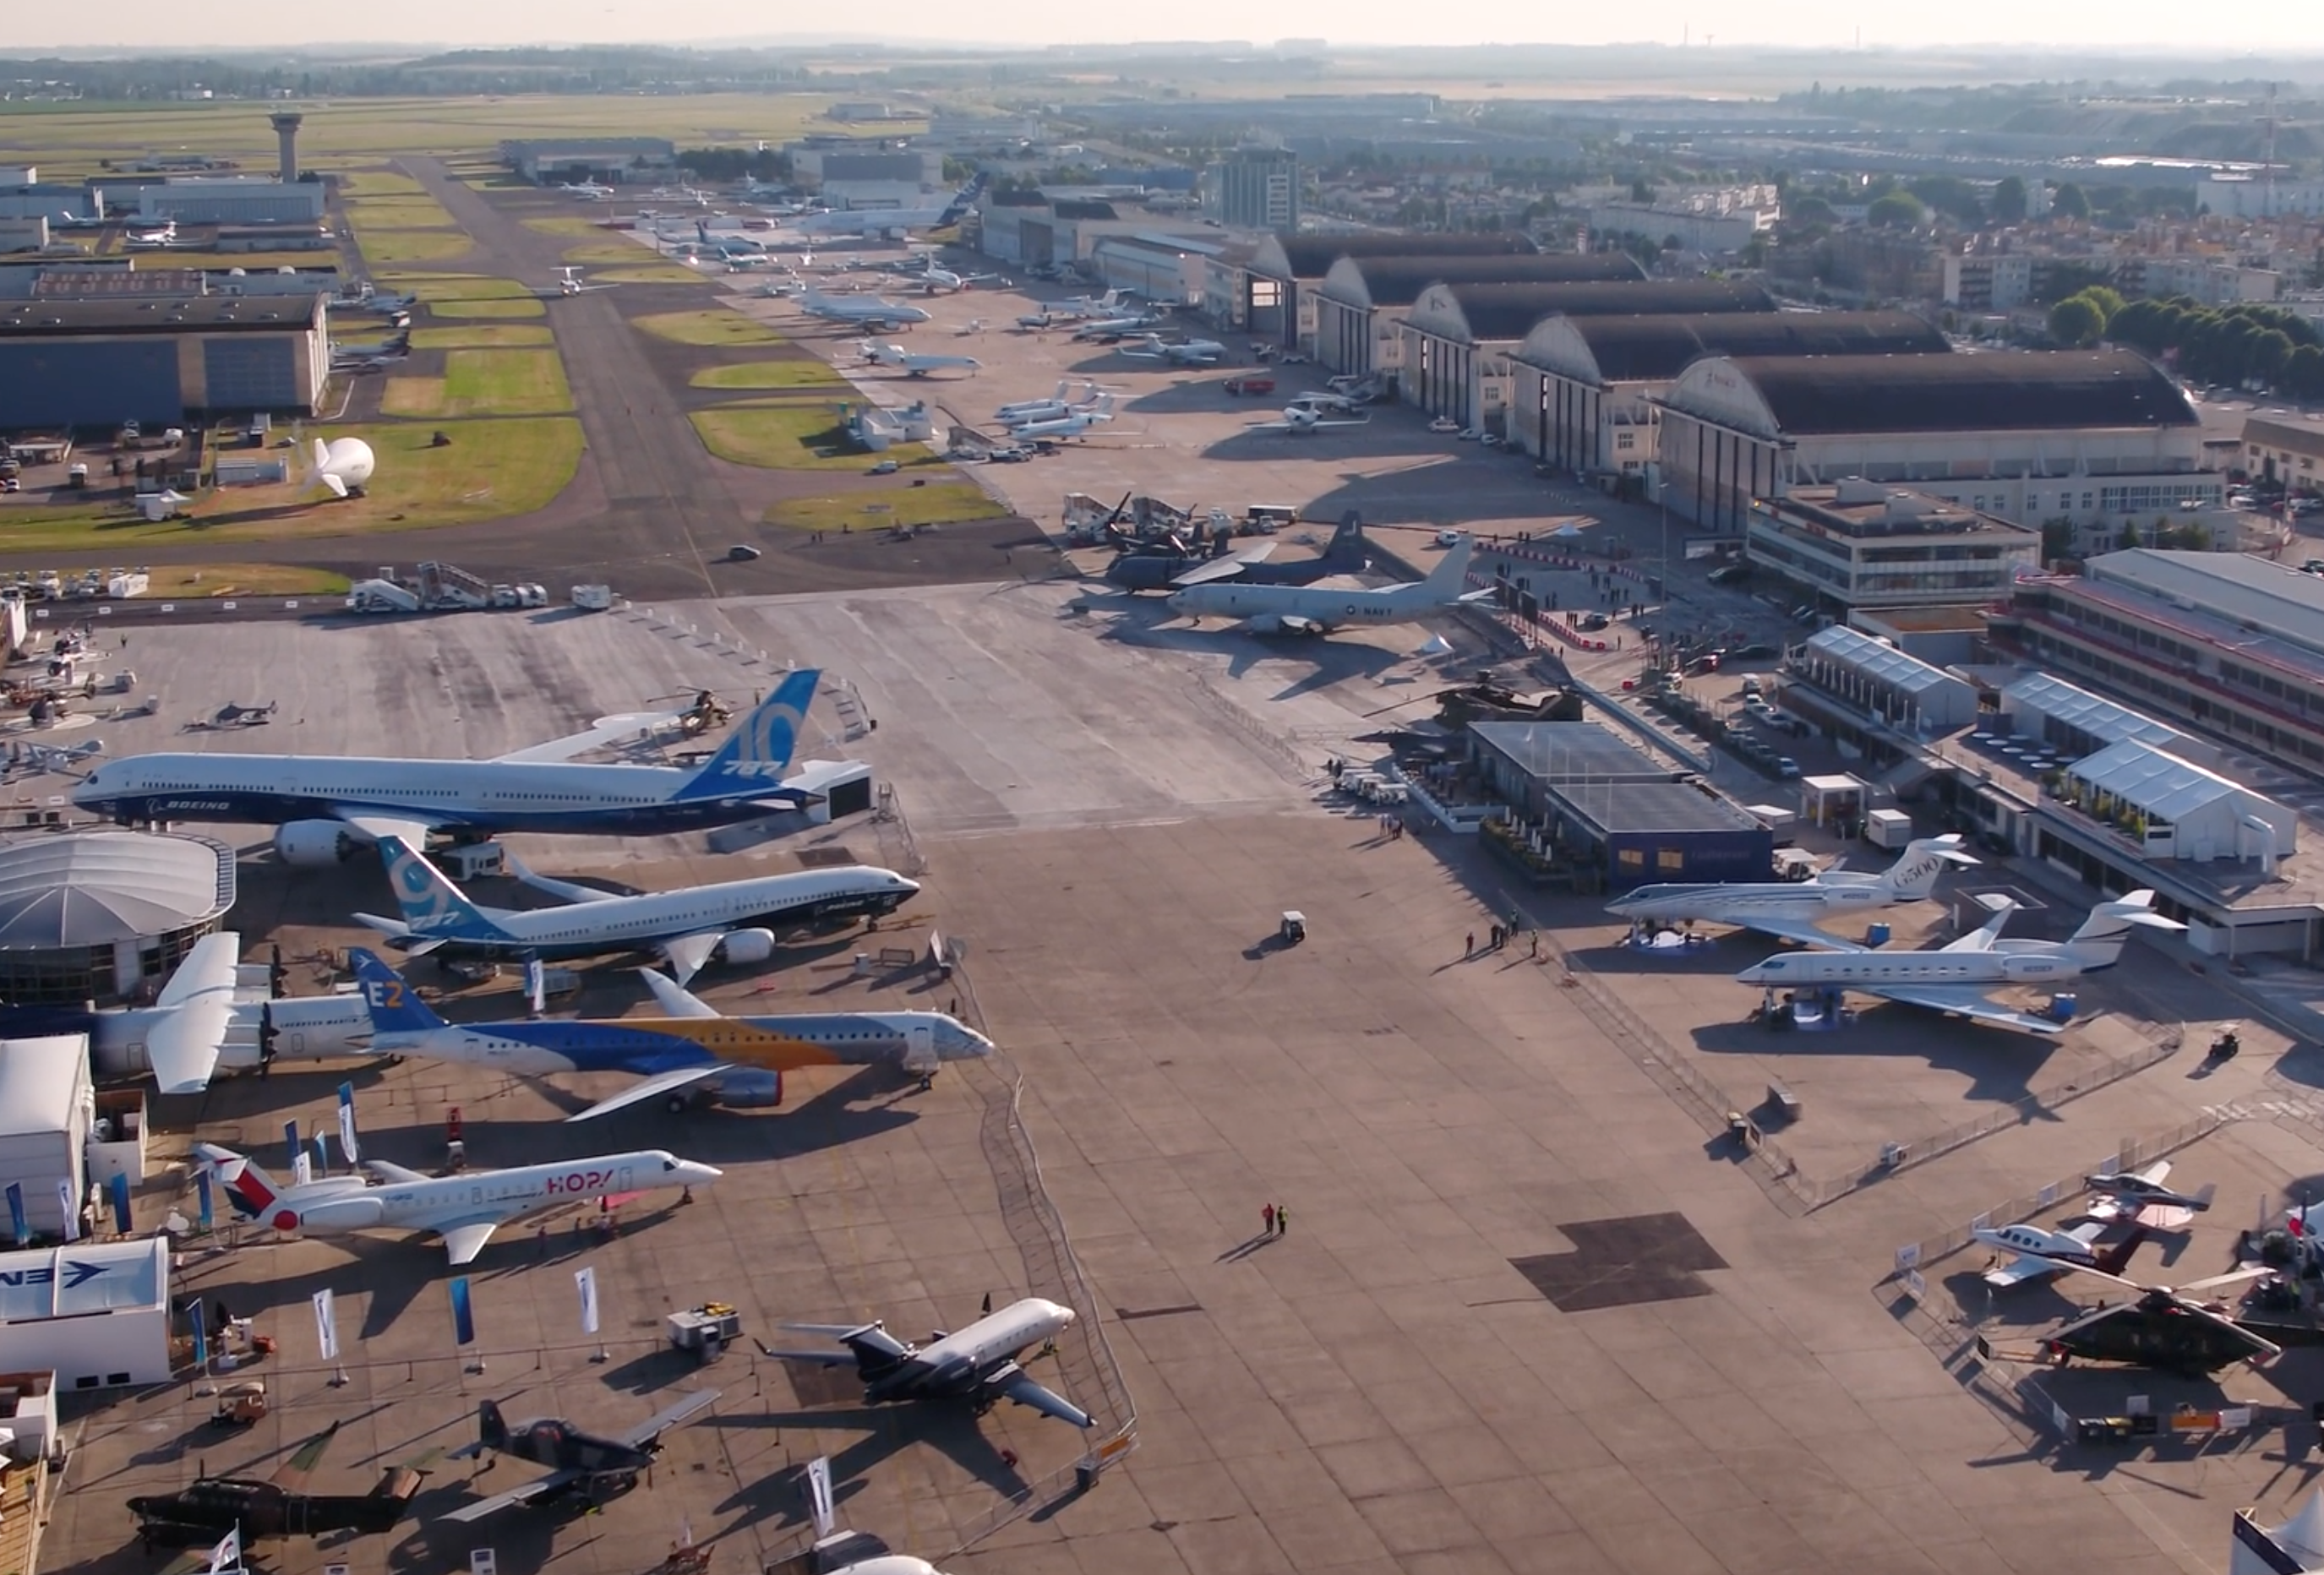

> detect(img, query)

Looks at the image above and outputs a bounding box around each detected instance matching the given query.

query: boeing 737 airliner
[72,671,824,865]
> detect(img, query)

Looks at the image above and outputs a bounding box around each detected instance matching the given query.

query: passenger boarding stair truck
[418,561,494,610]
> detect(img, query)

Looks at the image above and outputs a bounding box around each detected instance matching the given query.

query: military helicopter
[1978,1262,2279,1376]
[126,1423,426,1548]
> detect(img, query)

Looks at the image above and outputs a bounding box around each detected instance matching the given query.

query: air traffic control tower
[270,112,303,183]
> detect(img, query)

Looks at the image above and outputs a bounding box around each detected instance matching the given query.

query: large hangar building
[0,295,328,428]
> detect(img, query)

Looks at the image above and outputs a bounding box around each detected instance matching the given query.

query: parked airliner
[1607,835,1978,949]
[758,1297,1090,1426]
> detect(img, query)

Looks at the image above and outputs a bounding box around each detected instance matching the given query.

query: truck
[1864,809,1914,851]
[1222,374,1276,397]
[488,583,547,609]
[570,584,614,612]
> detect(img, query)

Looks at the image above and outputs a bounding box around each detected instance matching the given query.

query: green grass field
[381,349,573,417]
[410,324,556,350]
[357,230,475,265]
[635,309,785,347]
[690,402,906,471]
[389,275,549,319]
[336,167,428,198]
[562,241,664,265]
[594,264,712,286]
[764,482,1006,533]
[427,296,548,319]
[144,564,356,598]
[690,357,846,390]
[524,215,621,237]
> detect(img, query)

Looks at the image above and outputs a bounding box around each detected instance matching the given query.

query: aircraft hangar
[0,294,330,429]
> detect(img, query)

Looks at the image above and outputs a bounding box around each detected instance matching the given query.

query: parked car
[1776,756,1803,779]
[1428,417,1460,433]
[726,544,762,562]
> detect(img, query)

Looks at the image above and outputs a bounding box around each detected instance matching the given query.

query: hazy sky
[10,2,2320,52]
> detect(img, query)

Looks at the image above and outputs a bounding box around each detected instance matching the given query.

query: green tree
[1868,191,1926,229]
[1993,176,2029,222]
[1630,177,1655,203]
[2253,329,2295,383]
[2040,517,2077,564]
[2052,183,2091,221]
[1908,175,1984,226]
[2049,293,2105,347]
[2288,344,2324,401]
[1786,194,1837,226]
[2081,285,2125,324]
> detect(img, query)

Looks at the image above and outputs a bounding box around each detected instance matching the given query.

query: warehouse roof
[1553,778,1769,837]
[0,295,324,335]
[1321,251,1645,308]
[0,832,232,951]
[1256,229,1536,280]
[2002,672,2201,760]
[1518,308,1948,384]
[1801,624,1966,702]
[0,1236,166,1322]
[0,1037,87,1138]
[2087,548,2324,658]
[1416,280,1775,343]
[1696,348,2197,436]
[2066,738,2280,829]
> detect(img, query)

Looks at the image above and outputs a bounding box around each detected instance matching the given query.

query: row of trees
[2107,297,2324,401]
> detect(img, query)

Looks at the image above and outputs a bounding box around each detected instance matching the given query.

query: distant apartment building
[2243,414,2324,491]
[1943,252,2034,312]
[2120,255,2281,306]
[1585,184,1779,256]
[1202,148,1300,232]
[2197,176,2324,221]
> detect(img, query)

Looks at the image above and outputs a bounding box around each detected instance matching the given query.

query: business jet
[857,341,980,378]
[1122,335,1225,366]
[1169,536,1484,635]
[1007,394,1115,442]
[1972,1220,2147,1288]
[557,179,616,200]
[554,265,616,297]
[355,837,920,983]
[1734,890,2185,1034]
[791,174,989,238]
[1606,835,1978,949]
[797,287,930,333]
[1246,405,1372,434]
[995,381,1096,424]
[124,220,177,247]
[73,670,823,864]
[200,1142,720,1264]
[348,948,990,1120]
[757,1296,1091,1426]
[1072,313,1160,343]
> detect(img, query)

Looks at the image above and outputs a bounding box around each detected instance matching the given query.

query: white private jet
[857,341,980,378]
[558,179,616,199]
[1122,335,1225,366]
[1072,313,1160,342]
[798,287,930,333]
[124,220,177,247]
[1246,405,1372,434]
[200,1142,720,1264]
[791,174,988,238]
[994,381,1095,423]
[1734,891,2185,1034]
[553,266,617,297]
[1972,1219,2147,1288]
[1606,835,1978,950]
[757,1297,1091,1427]
[1007,394,1115,442]
[356,836,920,984]
[1168,536,1484,635]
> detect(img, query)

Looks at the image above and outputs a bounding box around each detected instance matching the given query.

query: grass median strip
[634,308,786,346]
[380,349,573,417]
[690,358,846,390]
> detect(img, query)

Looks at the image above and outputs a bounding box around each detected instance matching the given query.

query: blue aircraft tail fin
[377,837,513,940]
[1324,510,1367,564]
[938,172,990,226]
[673,668,821,802]
[348,948,446,1034]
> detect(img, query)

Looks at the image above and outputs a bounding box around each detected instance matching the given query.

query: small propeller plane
[1972,1220,2147,1289]
[2084,1158,2218,1226]
[443,1392,719,1522]
[128,1422,427,1547]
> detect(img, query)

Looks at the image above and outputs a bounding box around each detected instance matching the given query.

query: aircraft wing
[1743,915,1871,953]
[659,931,725,986]
[1981,1252,2066,1289]
[636,968,723,1020]
[146,932,244,1093]
[442,1469,581,1524]
[363,1158,433,1185]
[493,711,685,765]
[1942,903,2016,952]
[618,1387,720,1449]
[994,1371,1094,1428]
[566,1065,729,1123]
[413,1215,506,1266]
[1169,544,1279,587]
[2130,1160,2173,1188]
[1852,981,2066,1034]
[339,811,437,849]
[271,1422,344,1491]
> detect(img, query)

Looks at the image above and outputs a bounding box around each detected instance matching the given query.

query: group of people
[1260,1202,1290,1238]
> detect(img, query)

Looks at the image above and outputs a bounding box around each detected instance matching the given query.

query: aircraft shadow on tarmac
[1686,1009,2054,1105]
[1300,463,1552,527]
[712,1403,1030,1501]
[1085,597,1407,688]
[181,1232,466,1338]
[1197,426,1441,463]
[1117,380,1256,415]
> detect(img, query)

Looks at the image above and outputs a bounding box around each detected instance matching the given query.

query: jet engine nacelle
[709,1067,783,1109]
[714,929,777,966]
[286,1196,385,1233]
[274,820,360,867]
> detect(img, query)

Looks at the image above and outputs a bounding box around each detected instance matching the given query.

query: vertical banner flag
[284,1120,301,1171]
[57,1180,78,1242]
[109,1171,131,1234]
[525,957,545,1014]
[292,1152,313,1188]
[188,1299,209,1370]
[449,1276,477,1347]
[206,1524,240,1575]
[5,1183,25,1248]
[336,1082,360,1166]
[576,1266,600,1335]
[314,1289,340,1363]
[195,1169,214,1232]
[312,1135,330,1178]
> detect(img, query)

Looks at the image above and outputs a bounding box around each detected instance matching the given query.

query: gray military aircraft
[443,1392,718,1522]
